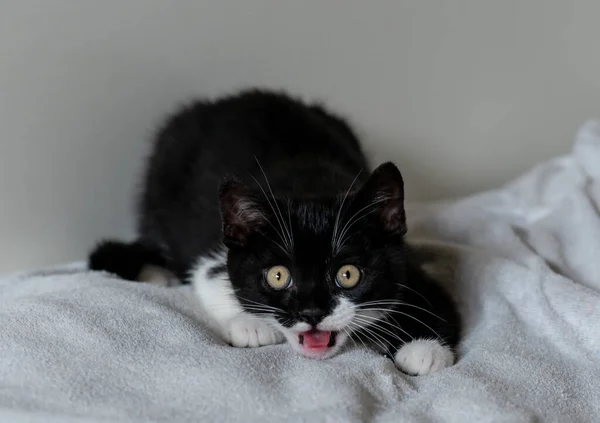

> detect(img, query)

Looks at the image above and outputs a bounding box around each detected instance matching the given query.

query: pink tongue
[303,330,331,348]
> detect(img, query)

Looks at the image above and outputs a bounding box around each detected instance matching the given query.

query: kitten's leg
[362,277,459,375]
[390,266,459,375]
[358,312,455,376]
[191,250,284,348]
[391,301,457,375]
[369,310,456,375]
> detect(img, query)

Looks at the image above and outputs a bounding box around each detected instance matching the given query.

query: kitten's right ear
[219,178,267,247]
[353,162,407,235]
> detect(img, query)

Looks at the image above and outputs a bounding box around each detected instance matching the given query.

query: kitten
[89,89,460,375]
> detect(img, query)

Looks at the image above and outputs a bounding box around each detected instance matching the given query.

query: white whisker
[348,321,393,352]
[342,327,360,350]
[332,170,362,251]
[348,322,387,351]
[395,283,434,308]
[353,317,407,344]
[358,307,444,340]
[254,157,294,252]
[353,314,414,342]
[334,196,393,253]
[236,297,284,312]
[358,300,446,322]
[249,175,292,254]
[355,311,415,340]
[286,199,294,247]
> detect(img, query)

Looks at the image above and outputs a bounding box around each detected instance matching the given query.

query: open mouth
[297,330,338,356]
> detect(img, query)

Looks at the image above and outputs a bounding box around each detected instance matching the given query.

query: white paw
[223,314,285,348]
[394,339,454,375]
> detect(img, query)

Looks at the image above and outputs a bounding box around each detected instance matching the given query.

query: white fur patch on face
[318,297,355,331]
[394,339,454,375]
[191,247,283,348]
[287,321,312,333]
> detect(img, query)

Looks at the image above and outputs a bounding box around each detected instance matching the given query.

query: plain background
[1,1,599,273]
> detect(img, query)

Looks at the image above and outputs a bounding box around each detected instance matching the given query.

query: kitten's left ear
[354,162,406,235]
[219,178,268,247]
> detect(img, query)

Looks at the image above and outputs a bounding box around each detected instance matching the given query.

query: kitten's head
[219,162,407,359]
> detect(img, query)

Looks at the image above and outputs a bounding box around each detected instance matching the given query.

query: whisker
[358,307,444,340]
[332,170,362,250]
[236,296,285,312]
[358,301,446,322]
[237,306,277,312]
[206,304,276,313]
[353,317,407,344]
[257,225,291,255]
[353,314,414,342]
[354,311,415,340]
[205,306,276,318]
[348,322,393,353]
[395,284,434,308]
[243,311,276,316]
[347,323,386,351]
[349,321,392,347]
[238,297,282,311]
[375,312,417,343]
[353,330,370,351]
[249,175,292,253]
[334,196,393,253]
[254,157,294,252]
[239,306,283,313]
[286,199,294,247]
[342,327,360,350]
[277,318,293,327]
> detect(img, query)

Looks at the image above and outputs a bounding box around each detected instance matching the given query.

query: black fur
[88,240,166,281]
[89,88,460,360]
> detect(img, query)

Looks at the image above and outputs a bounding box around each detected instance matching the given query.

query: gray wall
[1,1,599,273]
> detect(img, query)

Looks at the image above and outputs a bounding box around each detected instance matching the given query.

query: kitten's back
[138,89,368,275]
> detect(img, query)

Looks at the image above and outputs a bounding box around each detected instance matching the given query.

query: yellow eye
[265,265,292,290]
[336,265,361,289]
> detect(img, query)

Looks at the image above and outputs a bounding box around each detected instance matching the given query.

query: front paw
[223,314,284,348]
[394,339,454,375]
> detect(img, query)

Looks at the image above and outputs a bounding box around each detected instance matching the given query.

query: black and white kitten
[89,89,460,375]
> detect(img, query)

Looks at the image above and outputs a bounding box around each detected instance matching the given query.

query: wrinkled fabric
[1,121,600,422]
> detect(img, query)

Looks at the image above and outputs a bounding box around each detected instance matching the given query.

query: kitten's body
[90,89,460,374]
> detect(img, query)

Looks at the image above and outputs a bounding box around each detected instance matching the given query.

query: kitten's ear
[219,178,267,247]
[354,162,406,235]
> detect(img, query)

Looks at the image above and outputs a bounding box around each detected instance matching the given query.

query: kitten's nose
[298,308,327,326]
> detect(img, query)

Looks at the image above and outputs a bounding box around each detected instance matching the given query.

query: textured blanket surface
[1,122,600,422]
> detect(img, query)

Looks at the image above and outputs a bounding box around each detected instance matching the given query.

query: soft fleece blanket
[2,122,600,423]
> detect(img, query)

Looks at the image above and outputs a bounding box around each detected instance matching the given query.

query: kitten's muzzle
[298,308,327,327]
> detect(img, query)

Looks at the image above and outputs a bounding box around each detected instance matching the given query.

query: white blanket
[1,122,600,423]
